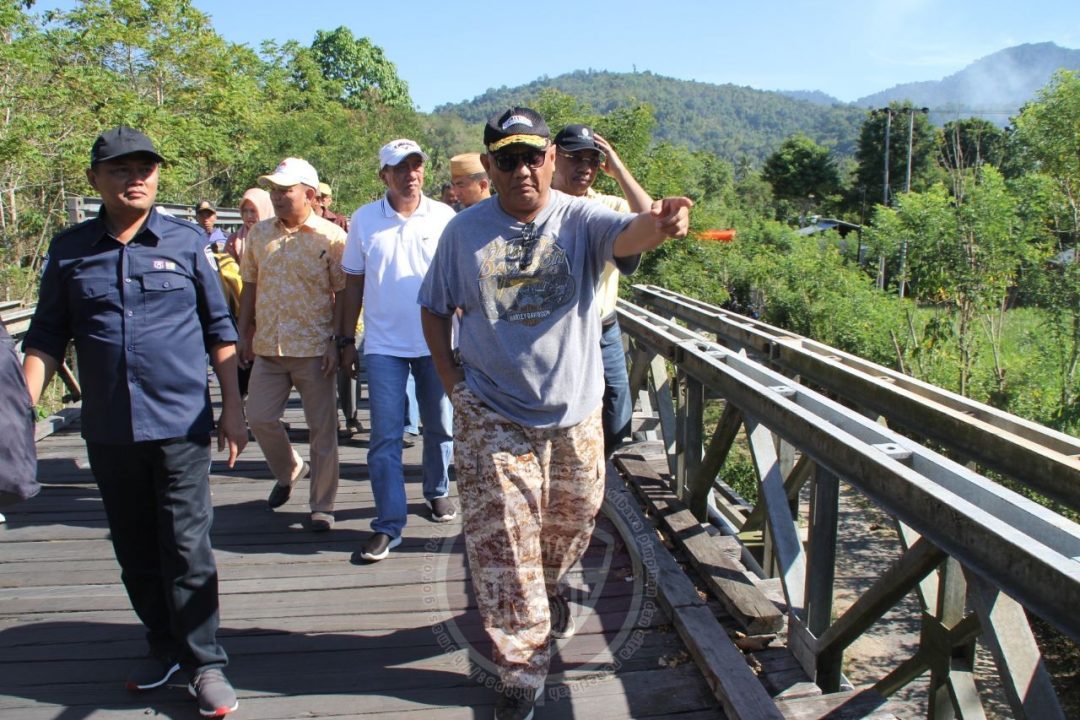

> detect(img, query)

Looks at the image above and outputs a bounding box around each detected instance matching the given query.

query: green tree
[938,117,1007,175]
[310,26,410,110]
[1012,70,1080,418]
[870,170,1026,397]
[853,102,937,206]
[762,133,841,203]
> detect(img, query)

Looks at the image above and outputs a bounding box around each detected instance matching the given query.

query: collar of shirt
[90,206,166,247]
[380,193,433,219]
[272,209,319,233]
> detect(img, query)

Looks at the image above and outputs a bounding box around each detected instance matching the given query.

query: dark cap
[194,200,217,215]
[554,124,601,153]
[484,107,550,152]
[90,126,164,166]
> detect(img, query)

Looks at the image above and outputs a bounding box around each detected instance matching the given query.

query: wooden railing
[616,285,1079,720]
[2,303,81,402]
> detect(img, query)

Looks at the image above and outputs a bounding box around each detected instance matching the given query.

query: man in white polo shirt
[339,139,457,562]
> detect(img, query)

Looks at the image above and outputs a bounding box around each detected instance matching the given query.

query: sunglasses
[558,151,602,167]
[492,148,547,172]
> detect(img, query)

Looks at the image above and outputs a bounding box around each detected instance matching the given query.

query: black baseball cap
[484,107,550,152]
[90,126,164,166]
[194,200,217,214]
[554,124,601,153]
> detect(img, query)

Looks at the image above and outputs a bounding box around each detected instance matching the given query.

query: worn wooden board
[606,460,783,720]
[1,389,727,719]
[617,454,784,634]
[775,686,904,719]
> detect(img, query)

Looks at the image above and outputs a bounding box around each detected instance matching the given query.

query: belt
[601,315,618,330]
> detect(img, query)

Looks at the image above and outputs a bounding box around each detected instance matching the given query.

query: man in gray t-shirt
[418,106,691,719]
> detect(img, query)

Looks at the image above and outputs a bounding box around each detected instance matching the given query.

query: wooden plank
[606,461,783,720]
[746,416,806,614]
[0,664,721,719]
[649,352,679,480]
[3,387,730,720]
[742,453,813,534]
[616,455,782,634]
[967,572,1066,720]
[688,400,743,521]
[675,373,705,502]
[775,686,901,719]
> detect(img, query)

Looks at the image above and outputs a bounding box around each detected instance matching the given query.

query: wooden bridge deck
[0,394,727,719]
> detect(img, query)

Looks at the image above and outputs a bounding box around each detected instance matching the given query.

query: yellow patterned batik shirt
[240,211,347,357]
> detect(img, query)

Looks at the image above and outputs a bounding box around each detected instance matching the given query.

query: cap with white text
[484,107,550,152]
[379,139,429,170]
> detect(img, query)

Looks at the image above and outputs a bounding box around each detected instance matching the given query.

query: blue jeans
[600,318,632,456]
[404,370,420,434]
[365,354,453,538]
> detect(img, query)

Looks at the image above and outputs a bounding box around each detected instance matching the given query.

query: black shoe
[125,652,180,691]
[359,532,402,562]
[549,592,576,639]
[495,685,542,720]
[267,482,292,509]
[428,496,457,523]
[310,512,335,532]
[188,667,238,717]
[268,461,307,509]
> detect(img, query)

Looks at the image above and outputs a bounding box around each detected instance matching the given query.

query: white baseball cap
[259,157,319,189]
[378,139,429,169]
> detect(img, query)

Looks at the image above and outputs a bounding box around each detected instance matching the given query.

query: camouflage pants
[452,384,605,691]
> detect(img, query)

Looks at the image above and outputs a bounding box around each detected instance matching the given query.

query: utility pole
[882,108,892,206]
[904,107,929,193]
[878,108,893,290]
[899,107,930,298]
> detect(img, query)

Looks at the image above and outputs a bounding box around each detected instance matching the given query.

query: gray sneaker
[188,667,238,717]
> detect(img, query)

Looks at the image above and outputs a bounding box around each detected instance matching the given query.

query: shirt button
[127,345,134,351]
[163,282,170,288]
[127,310,134,317]
[124,278,132,283]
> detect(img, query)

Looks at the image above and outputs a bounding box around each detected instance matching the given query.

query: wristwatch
[336,335,355,349]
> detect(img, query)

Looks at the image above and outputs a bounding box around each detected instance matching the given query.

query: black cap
[554,124,600,153]
[484,107,550,152]
[194,200,217,214]
[90,126,164,166]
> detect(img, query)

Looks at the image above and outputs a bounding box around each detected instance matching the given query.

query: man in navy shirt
[22,126,246,718]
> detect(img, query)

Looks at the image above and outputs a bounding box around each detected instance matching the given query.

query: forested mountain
[435,43,1080,160]
[854,42,1080,125]
[778,90,842,106]
[434,70,866,164]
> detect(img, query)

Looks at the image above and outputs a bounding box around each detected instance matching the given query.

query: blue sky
[35,0,1080,112]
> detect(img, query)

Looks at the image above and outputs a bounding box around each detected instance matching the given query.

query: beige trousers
[246,355,339,514]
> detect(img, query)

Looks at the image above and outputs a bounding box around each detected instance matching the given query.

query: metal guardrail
[615,296,1078,719]
[66,196,242,233]
[631,284,1080,511]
